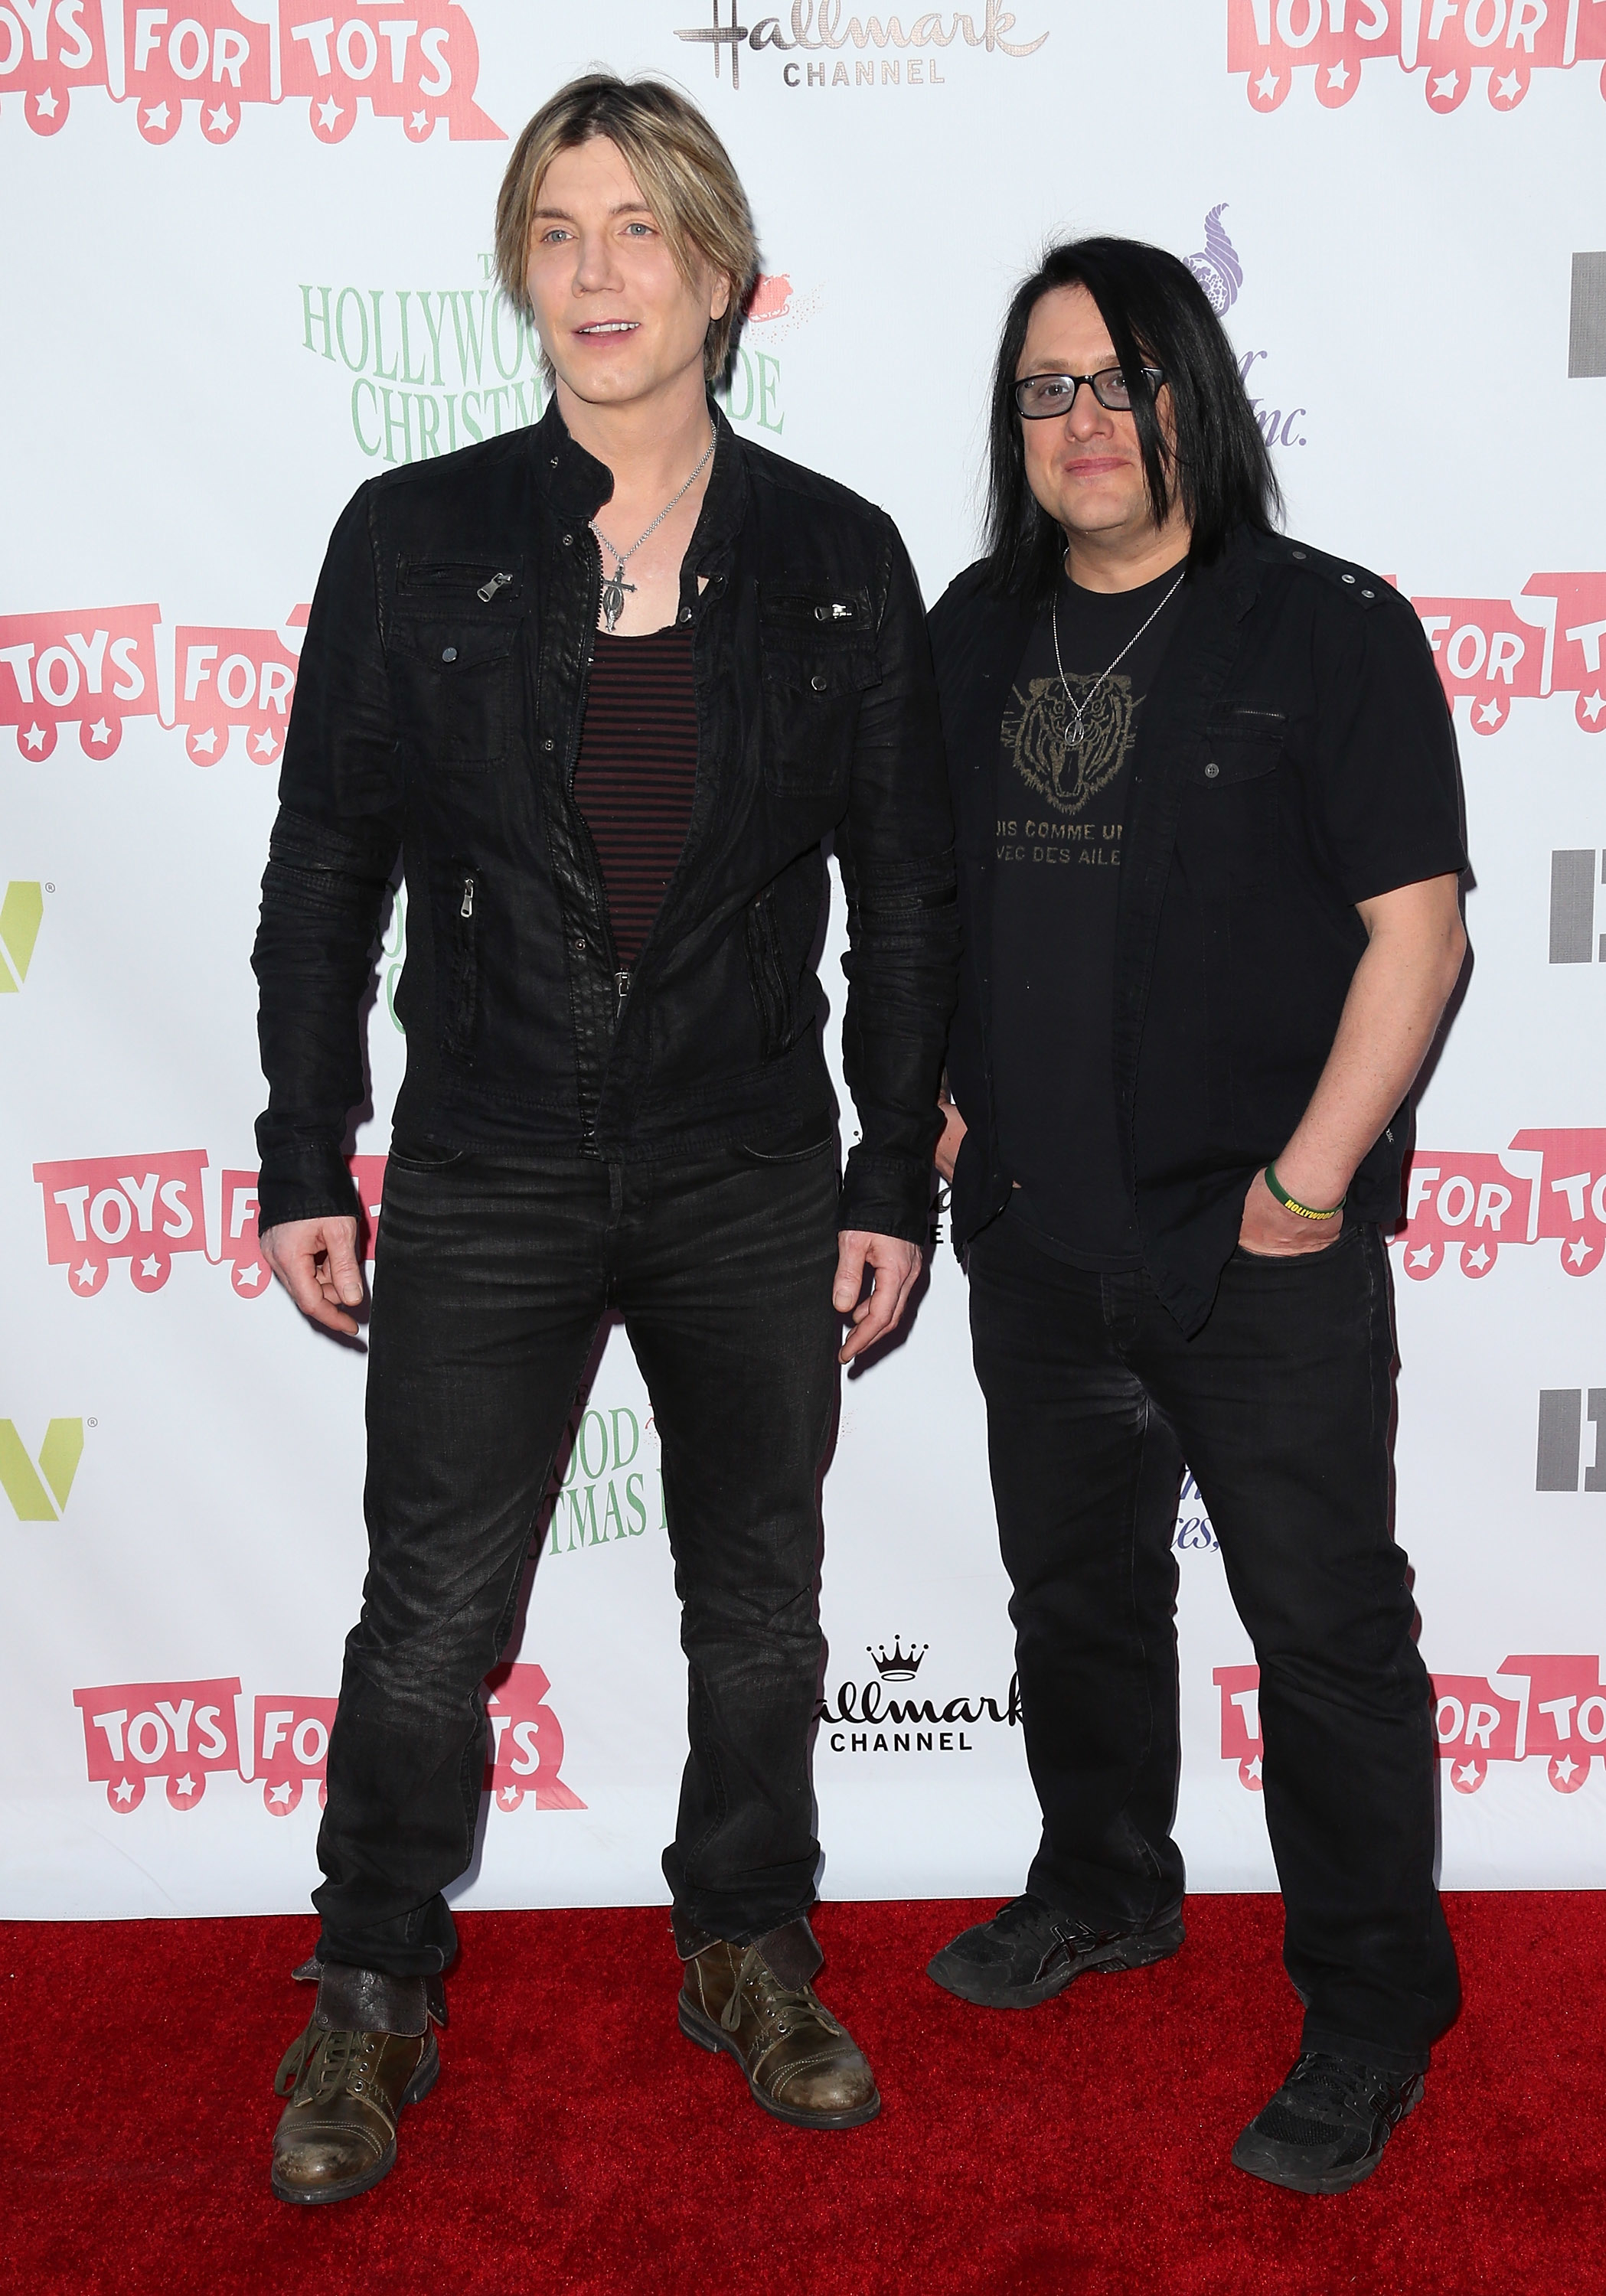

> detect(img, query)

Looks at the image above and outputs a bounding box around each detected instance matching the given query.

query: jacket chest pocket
[1176,729,1283,900]
[393,559,524,770]
[759,586,878,797]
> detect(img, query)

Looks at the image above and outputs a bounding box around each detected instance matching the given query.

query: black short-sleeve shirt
[934,527,1469,1336]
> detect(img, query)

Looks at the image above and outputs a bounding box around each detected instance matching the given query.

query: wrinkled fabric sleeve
[834,520,960,1245]
[252,484,403,1234]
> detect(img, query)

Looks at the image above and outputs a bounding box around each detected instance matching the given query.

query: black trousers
[968,1208,1460,2073]
[312,1140,840,1977]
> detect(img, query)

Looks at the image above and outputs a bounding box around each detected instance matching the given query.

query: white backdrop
[5,0,1606,1920]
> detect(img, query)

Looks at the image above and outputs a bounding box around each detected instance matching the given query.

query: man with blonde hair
[256,73,955,2201]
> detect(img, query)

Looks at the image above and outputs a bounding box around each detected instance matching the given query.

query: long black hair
[983,235,1282,602]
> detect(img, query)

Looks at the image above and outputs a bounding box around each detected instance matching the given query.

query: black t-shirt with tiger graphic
[991,559,1187,1268]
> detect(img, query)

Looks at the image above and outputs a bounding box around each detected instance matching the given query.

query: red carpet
[4,1893,1601,2295]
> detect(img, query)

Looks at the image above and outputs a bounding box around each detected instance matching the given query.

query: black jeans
[968,1208,1460,2074]
[312,1140,840,1977]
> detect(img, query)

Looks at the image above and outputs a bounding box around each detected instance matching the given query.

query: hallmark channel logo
[31,1150,387,1296]
[672,1,1048,92]
[0,0,502,145]
[0,1418,84,1522]
[1217,1656,1606,1796]
[818,1638,1021,1755]
[72,1659,583,1813]
[1228,0,1606,116]
[1393,1130,1606,1280]
[0,881,44,991]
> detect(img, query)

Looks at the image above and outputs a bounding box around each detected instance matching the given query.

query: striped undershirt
[573,625,698,970]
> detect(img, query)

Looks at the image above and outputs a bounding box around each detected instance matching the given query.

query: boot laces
[273,2023,378,2105]
[719,1944,842,2042]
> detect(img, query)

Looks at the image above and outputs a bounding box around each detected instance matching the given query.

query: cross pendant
[599,563,636,634]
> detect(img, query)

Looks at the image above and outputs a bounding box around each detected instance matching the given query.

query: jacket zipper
[460,872,475,919]
[562,535,630,1035]
[476,570,514,602]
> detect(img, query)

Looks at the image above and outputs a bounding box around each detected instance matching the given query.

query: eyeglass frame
[1013,366,1167,419]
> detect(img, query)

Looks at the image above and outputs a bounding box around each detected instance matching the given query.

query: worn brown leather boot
[677,1919,880,2130]
[270,1958,444,2204]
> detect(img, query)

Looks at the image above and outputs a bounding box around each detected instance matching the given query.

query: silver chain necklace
[590,433,716,634]
[1052,564,1186,748]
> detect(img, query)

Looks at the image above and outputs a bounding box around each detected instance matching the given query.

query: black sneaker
[1231,2053,1425,2195]
[925,1892,1184,2009]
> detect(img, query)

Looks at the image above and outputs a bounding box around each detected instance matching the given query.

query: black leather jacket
[252,401,958,1244]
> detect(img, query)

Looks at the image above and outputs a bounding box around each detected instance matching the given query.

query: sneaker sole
[925,1916,1186,2011]
[270,2036,440,2206]
[677,1999,882,2130]
[1229,2076,1425,2197]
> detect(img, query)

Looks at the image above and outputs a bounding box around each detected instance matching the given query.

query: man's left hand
[834,1230,922,1363]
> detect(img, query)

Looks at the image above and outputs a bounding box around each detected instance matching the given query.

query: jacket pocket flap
[395,618,519,670]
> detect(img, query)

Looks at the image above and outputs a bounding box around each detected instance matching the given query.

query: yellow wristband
[1263,1165,1344,1221]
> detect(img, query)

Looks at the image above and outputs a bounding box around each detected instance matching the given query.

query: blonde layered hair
[495,75,760,385]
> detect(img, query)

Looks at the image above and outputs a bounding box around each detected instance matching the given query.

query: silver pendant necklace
[590,432,716,634]
[1052,563,1186,748]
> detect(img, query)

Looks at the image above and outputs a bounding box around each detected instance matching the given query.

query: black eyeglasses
[1014,367,1165,419]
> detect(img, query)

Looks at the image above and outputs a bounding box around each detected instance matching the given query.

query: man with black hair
[925,238,1467,2195]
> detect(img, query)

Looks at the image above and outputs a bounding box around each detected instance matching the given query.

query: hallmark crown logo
[867,1636,927,1680]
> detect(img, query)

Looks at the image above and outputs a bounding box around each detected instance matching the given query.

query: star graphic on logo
[1554,1753,1579,1784]
[1431,70,1459,100]
[1325,59,1349,90]
[190,725,217,756]
[139,1254,162,1279]
[1582,690,1606,724]
[1408,1244,1434,1269]
[113,1777,135,1804]
[173,1773,197,1798]
[143,100,170,131]
[1454,1761,1480,1789]
[236,1262,264,1289]
[269,1780,293,1806]
[87,719,111,745]
[317,96,342,129]
[1254,67,1279,103]
[1493,70,1522,103]
[1244,1753,1263,1782]
[1475,697,1502,726]
[498,1784,519,1805]
[410,109,429,132]
[1464,1242,1490,1271]
[206,104,233,135]
[34,85,58,118]
[252,729,277,758]
[1567,1235,1592,1267]
[24,723,46,752]
[73,1259,100,1289]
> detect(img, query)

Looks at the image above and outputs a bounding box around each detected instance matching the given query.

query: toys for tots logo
[0,602,306,766]
[1217,1655,1606,1795]
[73,1660,583,1812]
[1394,1130,1606,1280]
[32,1150,386,1296]
[0,0,501,145]
[818,1637,1021,1755]
[1229,0,1606,116]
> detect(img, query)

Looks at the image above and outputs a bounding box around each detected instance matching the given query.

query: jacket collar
[530,394,749,554]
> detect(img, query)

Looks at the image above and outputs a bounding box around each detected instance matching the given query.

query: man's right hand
[261,1215,366,1336]
[935,1095,967,1185]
